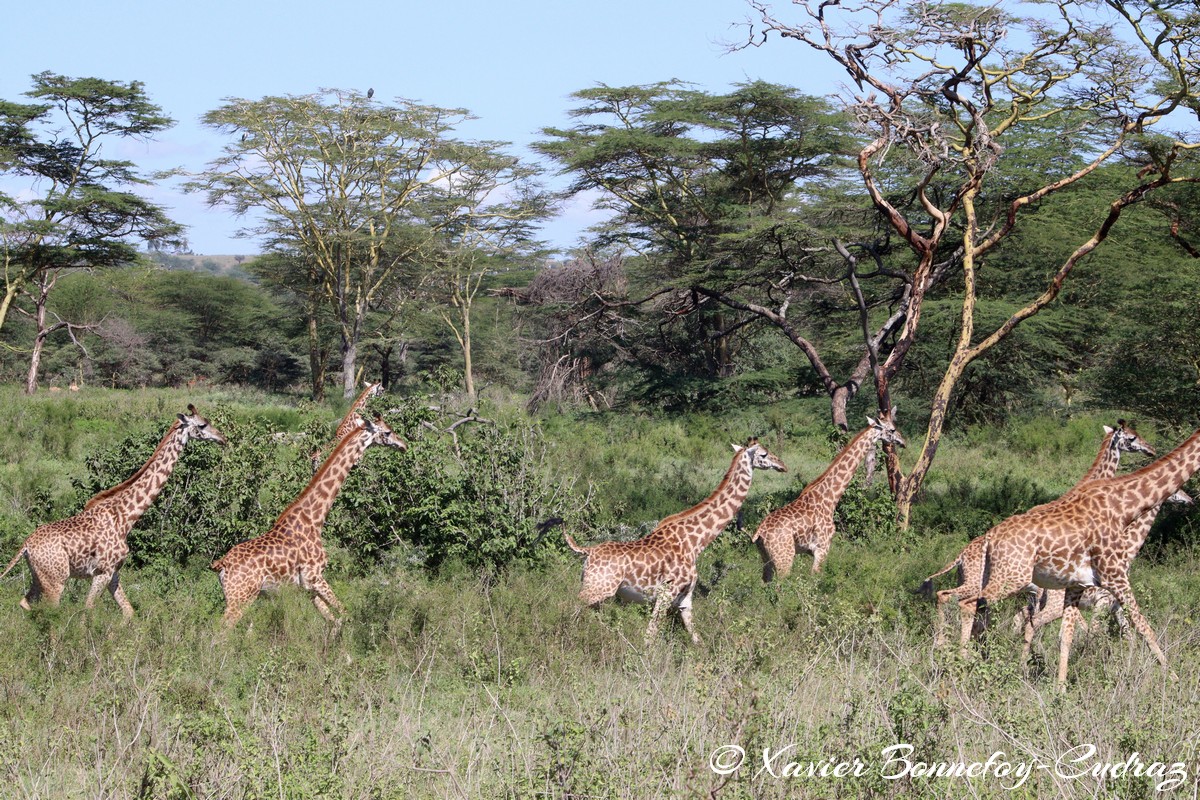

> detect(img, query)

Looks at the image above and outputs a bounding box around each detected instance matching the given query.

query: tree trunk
[23,274,54,395]
[462,308,475,400]
[341,337,358,400]
[307,313,326,402]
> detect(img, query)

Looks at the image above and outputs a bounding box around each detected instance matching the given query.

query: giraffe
[565,438,787,645]
[1015,488,1193,651]
[962,425,1200,684]
[310,382,383,472]
[0,405,227,617]
[752,409,905,580]
[922,421,1155,646]
[212,413,406,629]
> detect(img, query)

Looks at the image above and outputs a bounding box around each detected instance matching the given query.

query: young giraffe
[923,421,1155,646]
[752,409,906,580]
[565,438,787,645]
[0,405,227,617]
[963,425,1200,685]
[212,414,406,629]
[1015,488,1192,653]
[310,382,383,471]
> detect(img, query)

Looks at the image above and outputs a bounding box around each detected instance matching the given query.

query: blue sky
[2,0,837,255]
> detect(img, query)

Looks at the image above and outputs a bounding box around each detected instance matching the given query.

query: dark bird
[366,87,375,99]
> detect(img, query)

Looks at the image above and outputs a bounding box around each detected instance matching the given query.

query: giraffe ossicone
[565,437,787,645]
[212,413,406,630]
[0,405,227,618]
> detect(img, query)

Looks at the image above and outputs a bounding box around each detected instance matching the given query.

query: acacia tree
[747,0,1200,523]
[536,80,931,426]
[0,72,181,391]
[189,89,539,398]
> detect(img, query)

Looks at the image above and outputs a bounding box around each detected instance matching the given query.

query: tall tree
[536,81,911,425]
[0,72,181,390]
[189,89,542,398]
[747,0,1200,523]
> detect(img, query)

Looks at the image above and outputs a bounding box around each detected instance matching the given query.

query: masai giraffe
[962,425,1200,684]
[1015,488,1193,652]
[0,405,227,617]
[310,382,383,471]
[565,438,787,645]
[923,421,1154,646]
[212,414,406,629]
[752,409,905,580]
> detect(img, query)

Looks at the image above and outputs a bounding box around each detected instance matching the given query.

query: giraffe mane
[653,447,746,530]
[83,419,184,510]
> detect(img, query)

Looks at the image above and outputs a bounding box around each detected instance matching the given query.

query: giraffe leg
[21,562,42,611]
[676,583,701,645]
[1100,573,1170,675]
[219,570,260,630]
[26,550,66,609]
[108,572,134,619]
[85,574,108,608]
[957,595,983,653]
[307,577,345,627]
[1021,595,1039,659]
[1056,587,1085,687]
[645,582,673,646]
[754,539,776,583]
[756,535,793,582]
[933,587,962,648]
[810,522,835,573]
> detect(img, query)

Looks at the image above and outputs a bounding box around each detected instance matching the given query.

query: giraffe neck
[807,427,875,507]
[283,428,373,530]
[99,422,189,531]
[656,448,754,553]
[1108,427,1200,518]
[338,384,376,432]
[1080,430,1120,482]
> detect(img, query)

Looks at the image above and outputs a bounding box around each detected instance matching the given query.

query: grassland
[0,386,1198,799]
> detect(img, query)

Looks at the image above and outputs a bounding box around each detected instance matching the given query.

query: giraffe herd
[1,386,1196,685]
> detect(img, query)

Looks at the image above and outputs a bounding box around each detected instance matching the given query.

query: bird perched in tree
[366,87,374,99]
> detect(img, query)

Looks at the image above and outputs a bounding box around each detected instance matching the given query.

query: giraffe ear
[866,415,878,427]
[731,443,744,453]
[889,405,898,418]
[1103,425,1115,435]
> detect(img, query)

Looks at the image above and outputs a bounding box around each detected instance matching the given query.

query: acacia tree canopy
[0,71,181,334]
[189,89,545,398]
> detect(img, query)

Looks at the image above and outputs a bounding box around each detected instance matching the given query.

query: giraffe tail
[210,555,227,572]
[0,546,27,581]
[917,555,962,599]
[563,532,589,555]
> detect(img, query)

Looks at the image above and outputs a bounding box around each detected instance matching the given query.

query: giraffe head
[866,406,906,448]
[1167,489,1194,506]
[360,414,408,451]
[1105,419,1155,458]
[178,404,228,446]
[733,437,788,473]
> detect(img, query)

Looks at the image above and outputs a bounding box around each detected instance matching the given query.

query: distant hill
[146,252,258,280]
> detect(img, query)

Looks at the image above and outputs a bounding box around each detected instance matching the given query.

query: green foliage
[326,399,593,572]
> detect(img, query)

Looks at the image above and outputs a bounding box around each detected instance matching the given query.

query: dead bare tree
[744,0,1200,524]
